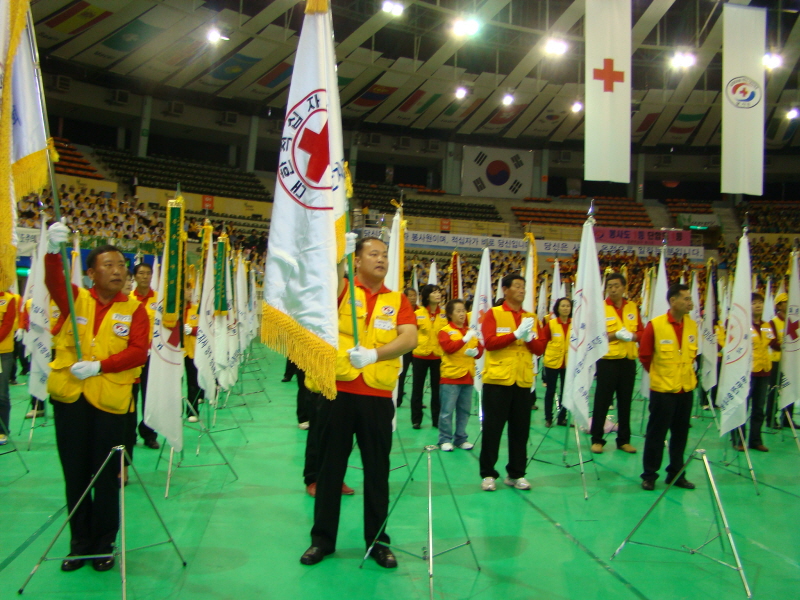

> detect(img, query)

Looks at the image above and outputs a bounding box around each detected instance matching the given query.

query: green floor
[1,344,799,599]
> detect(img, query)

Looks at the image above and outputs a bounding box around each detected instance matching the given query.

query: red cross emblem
[298,122,329,184]
[593,58,624,92]
[788,318,799,341]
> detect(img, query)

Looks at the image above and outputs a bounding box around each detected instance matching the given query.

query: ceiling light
[502,93,514,106]
[571,101,583,113]
[670,52,696,69]
[382,1,403,16]
[207,27,229,43]
[788,108,798,120]
[763,53,783,70]
[545,39,568,55]
[455,87,468,100]
[453,18,480,37]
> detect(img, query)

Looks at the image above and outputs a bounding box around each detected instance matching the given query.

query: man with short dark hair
[638,284,698,491]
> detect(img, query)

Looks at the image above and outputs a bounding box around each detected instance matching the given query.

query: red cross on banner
[298,122,330,184]
[593,58,624,92]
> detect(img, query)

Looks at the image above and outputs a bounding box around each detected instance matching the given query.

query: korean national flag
[462,146,533,199]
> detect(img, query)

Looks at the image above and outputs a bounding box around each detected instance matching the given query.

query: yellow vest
[440,323,479,380]
[130,289,157,340]
[543,318,570,369]
[336,287,403,391]
[603,300,640,359]
[413,306,447,357]
[48,288,144,414]
[752,321,774,374]
[482,306,537,387]
[648,313,698,393]
[770,316,784,363]
[0,292,19,353]
[183,304,199,359]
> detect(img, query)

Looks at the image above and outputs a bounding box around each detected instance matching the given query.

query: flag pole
[345,200,359,347]
[23,9,81,359]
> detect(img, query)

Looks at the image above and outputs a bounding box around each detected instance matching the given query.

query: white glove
[70,361,101,380]
[345,232,357,256]
[514,317,534,340]
[615,328,634,342]
[14,328,24,341]
[465,348,479,357]
[184,324,193,335]
[462,329,476,343]
[47,219,70,253]
[524,328,537,343]
[347,346,378,369]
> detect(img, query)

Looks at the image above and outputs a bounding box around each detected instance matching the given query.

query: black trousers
[52,395,126,555]
[303,391,331,485]
[543,366,567,422]
[732,375,769,447]
[591,358,636,447]
[479,383,533,479]
[283,359,298,381]
[14,339,29,376]
[311,391,393,552]
[397,351,413,407]
[131,358,156,442]
[296,369,310,424]
[641,390,693,482]
[410,357,441,426]
[184,355,203,414]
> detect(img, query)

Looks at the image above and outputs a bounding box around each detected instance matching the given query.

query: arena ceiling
[32,0,800,150]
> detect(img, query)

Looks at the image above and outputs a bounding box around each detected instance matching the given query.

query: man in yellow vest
[479,274,545,492]
[301,236,417,568]
[590,273,643,454]
[44,222,149,572]
[638,283,698,491]
[129,263,159,451]
[0,288,19,444]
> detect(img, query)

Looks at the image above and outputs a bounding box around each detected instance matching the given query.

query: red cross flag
[779,251,800,411]
[584,0,631,184]
[262,0,347,400]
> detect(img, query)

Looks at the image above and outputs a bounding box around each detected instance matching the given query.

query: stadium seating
[53,137,104,180]
[512,197,652,228]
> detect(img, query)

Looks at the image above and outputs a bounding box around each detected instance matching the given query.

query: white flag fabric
[640,248,669,398]
[428,259,438,286]
[461,146,534,199]
[469,248,493,394]
[701,272,718,392]
[522,236,537,314]
[384,210,403,293]
[718,234,753,435]
[763,279,775,323]
[721,4,766,196]
[216,255,240,391]
[235,254,249,357]
[779,252,800,410]
[144,257,184,452]
[690,271,702,346]
[151,255,160,294]
[536,278,548,323]
[495,277,503,303]
[718,276,729,326]
[553,259,565,300]
[71,235,84,289]
[247,267,258,343]
[26,226,51,402]
[562,219,610,429]
[194,240,217,407]
[412,265,420,305]
[584,0,631,183]
[262,1,346,400]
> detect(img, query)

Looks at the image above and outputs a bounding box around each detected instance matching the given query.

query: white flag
[412,265,420,306]
[470,248,493,394]
[216,254,240,390]
[584,0,631,183]
[71,234,84,289]
[553,259,565,300]
[763,278,775,323]
[151,255,160,294]
[144,257,184,452]
[522,236,537,315]
[235,254,249,357]
[562,219,610,430]
[690,271,701,334]
[261,1,345,400]
[194,239,217,406]
[701,272,718,392]
[428,259,438,286]
[721,4,766,196]
[536,278,548,323]
[779,252,800,410]
[495,277,503,303]
[640,248,669,398]
[718,234,753,436]
[384,210,403,293]
[26,226,51,402]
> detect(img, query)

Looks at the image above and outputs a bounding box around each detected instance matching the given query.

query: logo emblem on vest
[688,335,696,344]
[626,313,635,320]
[113,323,130,337]
[0,299,6,306]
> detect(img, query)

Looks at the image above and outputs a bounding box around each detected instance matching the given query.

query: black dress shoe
[369,545,398,568]
[93,556,115,572]
[412,423,421,430]
[281,376,292,383]
[144,438,160,450]
[667,477,696,490]
[641,479,655,491]
[60,557,86,572]
[300,546,331,565]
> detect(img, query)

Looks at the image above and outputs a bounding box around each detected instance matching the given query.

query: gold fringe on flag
[305,0,328,14]
[11,138,58,199]
[261,305,337,400]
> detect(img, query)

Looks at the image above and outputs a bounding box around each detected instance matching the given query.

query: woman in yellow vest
[0,289,19,444]
[436,299,483,451]
[540,297,572,427]
[410,284,448,429]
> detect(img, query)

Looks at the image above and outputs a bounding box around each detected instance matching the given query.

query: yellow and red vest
[0,292,19,353]
[183,303,200,359]
[130,289,157,340]
[770,316,784,363]
[413,306,447,358]
[482,306,538,387]
[648,314,699,393]
[440,323,479,380]
[543,318,570,369]
[49,288,143,414]
[336,287,403,391]
[603,300,640,359]
[751,321,775,374]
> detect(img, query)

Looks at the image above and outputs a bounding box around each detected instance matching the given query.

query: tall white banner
[721,4,765,196]
[585,0,631,183]
[718,234,753,435]
[701,272,718,392]
[779,252,800,410]
[461,146,533,199]
[640,248,669,398]
[469,248,493,395]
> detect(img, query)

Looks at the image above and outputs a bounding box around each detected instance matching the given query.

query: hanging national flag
[261,0,347,400]
[701,264,718,392]
[640,248,669,398]
[721,4,766,196]
[718,233,753,436]
[469,248,493,395]
[428,259,438,286]
[562,218,610,430]
[194,224,217,406]
[257,62,293,89]
[584,0,631,183]
[449,250,463,301]
[384,208,405,293]
[779,252,800,410]
[461,146,533,199]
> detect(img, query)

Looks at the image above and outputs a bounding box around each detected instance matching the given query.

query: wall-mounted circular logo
[486,160,510,186]
[725,76,762,109]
